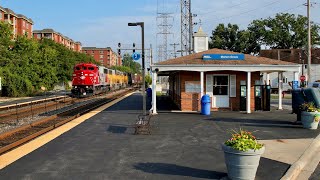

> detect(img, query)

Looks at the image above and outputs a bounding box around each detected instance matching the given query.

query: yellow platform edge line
[0,92,134,170]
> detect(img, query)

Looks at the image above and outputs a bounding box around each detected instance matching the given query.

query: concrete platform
[0,92,319,180]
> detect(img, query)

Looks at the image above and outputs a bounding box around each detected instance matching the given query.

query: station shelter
[150,48,301,114]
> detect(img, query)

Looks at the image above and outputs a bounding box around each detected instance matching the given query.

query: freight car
[71,63,128,97]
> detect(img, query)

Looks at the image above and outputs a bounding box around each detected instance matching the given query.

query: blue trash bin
[201,94,211,115]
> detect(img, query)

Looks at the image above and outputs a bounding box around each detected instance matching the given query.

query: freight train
[71,63,141,97]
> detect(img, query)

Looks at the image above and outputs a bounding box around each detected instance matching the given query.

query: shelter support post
[151,71,158,114]
[247,71,251,114]
[293,72,299,82]
[264,72,270,85]
[200,72,204,98]
[278,72,283,110]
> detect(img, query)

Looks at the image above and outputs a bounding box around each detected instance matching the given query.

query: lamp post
[128,22,146,116]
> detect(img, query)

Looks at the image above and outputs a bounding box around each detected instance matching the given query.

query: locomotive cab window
[75,66,81,70]
[82,66,87,70]
[88,67,95,70]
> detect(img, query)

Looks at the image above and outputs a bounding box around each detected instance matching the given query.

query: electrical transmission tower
[180,0,196,56]
[156,1,173,62]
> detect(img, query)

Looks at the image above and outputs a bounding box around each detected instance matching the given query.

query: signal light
[118,49,121,55]
[133,43,135,53]
[118,43,121,48]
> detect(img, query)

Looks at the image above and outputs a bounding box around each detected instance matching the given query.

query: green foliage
[248,13,320,49]
[300,102,320,112]
[122,53,141,74]
[209,23,260,54]
[0,21,95,97]
[225,129,264,151]
[209,13,320,54]
[145,74,152,86]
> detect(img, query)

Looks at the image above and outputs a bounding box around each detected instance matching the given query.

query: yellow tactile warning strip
[0,92,135,170]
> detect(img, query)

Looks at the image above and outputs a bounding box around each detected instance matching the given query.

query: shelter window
[212,76,228,95]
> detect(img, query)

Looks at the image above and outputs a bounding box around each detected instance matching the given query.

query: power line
[196,0,252,16]
[201,0,282,24]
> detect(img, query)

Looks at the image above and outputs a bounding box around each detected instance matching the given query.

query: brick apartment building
[82,47,122,67]
[0,6,5,22]
[33,29,82,52]
[0,7,33,39]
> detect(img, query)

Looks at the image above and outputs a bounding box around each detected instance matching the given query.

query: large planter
[301,111,320,129]
[222,144,265,180]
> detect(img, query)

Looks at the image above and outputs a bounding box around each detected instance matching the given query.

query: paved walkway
[0,92,319,180]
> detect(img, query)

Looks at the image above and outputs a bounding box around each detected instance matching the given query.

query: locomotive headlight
[80,76,85,80]
[89,74,94,76]
[85,74,88,76]
[86,86,88,88]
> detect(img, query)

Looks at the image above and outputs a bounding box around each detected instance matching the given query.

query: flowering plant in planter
[224,129,264,151]
[300,102,320,113]
[222,129,265,179]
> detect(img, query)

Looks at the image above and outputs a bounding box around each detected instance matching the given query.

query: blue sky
[1,0,320,63]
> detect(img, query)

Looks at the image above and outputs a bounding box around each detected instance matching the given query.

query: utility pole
[170,43,179,58]
[307,0,311,84]
[299,51,305,87]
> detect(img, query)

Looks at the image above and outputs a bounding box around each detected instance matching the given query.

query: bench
[134,113,153,135]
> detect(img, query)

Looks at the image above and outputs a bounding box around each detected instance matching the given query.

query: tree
[0,21,96,96]
[209,23,260,54]
[122,53,141,74]
[209,13,320,54]
[248,13,320,49]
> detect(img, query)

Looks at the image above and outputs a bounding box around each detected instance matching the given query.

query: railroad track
[0,91,114,124]
[0,96,67,112]
[0,88,134,155]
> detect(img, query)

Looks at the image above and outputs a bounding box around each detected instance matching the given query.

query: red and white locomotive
[71,63,129,96]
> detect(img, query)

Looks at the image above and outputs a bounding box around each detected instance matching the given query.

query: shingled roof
[157,48,297,65]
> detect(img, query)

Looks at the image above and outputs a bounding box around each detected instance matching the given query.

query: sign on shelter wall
[185,81,201,93]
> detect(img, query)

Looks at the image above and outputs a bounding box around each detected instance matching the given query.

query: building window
[26,23,29,29]
[37,34,41,38]
[0,13,2,20]
[100,60,104,64]
[92,51,94,54]
[100,55,104,58]
[22,21,25,27]
[100,50,103,54]
[212,76,229,95]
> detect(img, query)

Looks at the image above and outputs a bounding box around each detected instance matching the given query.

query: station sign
[202,54,245,60]
[132,52,141,61]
